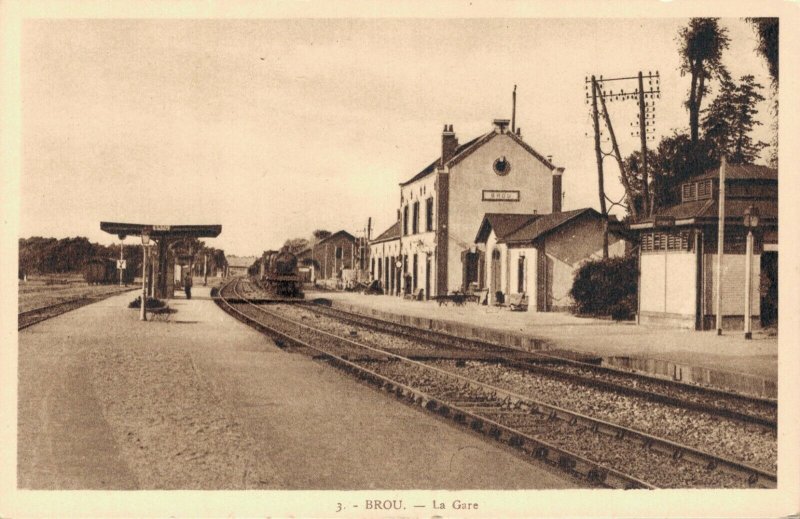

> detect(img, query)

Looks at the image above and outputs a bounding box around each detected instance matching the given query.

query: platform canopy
[100,222,222,240]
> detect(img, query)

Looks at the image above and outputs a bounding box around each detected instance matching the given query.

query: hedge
[570,255,638,320]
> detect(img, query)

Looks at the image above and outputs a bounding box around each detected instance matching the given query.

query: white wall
[400,174,437,295]
[704,253,760,316]
[640,251,696,316]
[447,132,555,291]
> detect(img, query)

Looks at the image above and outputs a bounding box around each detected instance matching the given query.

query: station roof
[371,220,401,244]
[474,213,538,243]
[502,208,600,244]
[399,127,558,187]
[631,198,778,229]
[100,222,222,239]
[693,164,777,181]
[475,208,606,245]
[315,230,357,246]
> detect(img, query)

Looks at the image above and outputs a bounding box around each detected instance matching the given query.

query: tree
[312,229,332,243]
[701,75,767,164]
[677,18,730,144]
[622,132,716,216]
[283,238,310,255]
[747,17,778,168]
[747,18,778,86]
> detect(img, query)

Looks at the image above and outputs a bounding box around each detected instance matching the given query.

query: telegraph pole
[638,72,650,217]
[590,76,609,258]
[585,71,660,225]
[715,157,727,336]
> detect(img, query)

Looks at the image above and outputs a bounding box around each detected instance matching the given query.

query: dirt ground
[18,274,135,313]
[17,287,576,490]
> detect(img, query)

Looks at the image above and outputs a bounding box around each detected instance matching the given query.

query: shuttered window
[697,179,713,199]
[642,231,692,252]
[682,179,714,202]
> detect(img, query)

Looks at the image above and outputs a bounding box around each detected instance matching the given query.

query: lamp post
[141,233,150,321]
[743,205,759,340]
[118,234,126,287]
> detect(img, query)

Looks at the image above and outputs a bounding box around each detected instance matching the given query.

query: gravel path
[18,287,577,489]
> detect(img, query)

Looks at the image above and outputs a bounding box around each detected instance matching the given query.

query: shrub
[128,296,166,309]
[570,255,638,320]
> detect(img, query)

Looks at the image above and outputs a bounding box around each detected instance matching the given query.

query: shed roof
[100,222,222,239]
[371,220,401,244]
[316,230,357,246]
[474,213,538,243]
[692,163,777,181]
[644,198,777,222]
[503,208,600,244]
[475,208,606,245]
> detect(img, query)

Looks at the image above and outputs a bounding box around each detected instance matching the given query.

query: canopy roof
[100,222,222,240]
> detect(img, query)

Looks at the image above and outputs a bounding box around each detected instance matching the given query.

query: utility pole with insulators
[585,71,661,228]
[590,75,609,259]
[638,71,650,217]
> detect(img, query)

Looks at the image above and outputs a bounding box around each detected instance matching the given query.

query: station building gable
[393,119,565,298]
[313,230,359,280]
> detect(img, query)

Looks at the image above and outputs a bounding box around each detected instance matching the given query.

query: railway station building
[629,164,778,330]
[226,255,257,277]
[311,230,360,282]
[474,208,627,309]
[371,118,567,299]
[369,221,401,295]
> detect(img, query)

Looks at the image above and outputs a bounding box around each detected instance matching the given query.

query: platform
[307,290,778,397]
[17,286,576,490]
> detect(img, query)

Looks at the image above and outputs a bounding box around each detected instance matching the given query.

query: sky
[19,18,774,256]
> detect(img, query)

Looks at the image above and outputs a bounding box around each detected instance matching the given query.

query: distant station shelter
[100,222,222,299]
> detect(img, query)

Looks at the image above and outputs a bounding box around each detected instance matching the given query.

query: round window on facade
[493,157,511,176]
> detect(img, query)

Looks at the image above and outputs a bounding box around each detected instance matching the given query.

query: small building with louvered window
[629,164,778,330]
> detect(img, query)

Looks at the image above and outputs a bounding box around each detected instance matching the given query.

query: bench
[508,293,528,311]
[147,306,173,322]
[403,288,425,301]
[434,292,468,307]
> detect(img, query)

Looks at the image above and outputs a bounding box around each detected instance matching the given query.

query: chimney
[516,127,522,137]
[493,119,510,133]
[511,85,517,133]
[552,167,565,213]
[441,124,458,166]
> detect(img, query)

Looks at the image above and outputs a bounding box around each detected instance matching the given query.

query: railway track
[297,300,777,428]
[216,278,777,489]
[18,288,135,330]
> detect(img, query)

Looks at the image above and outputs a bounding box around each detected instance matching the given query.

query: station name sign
[151,225,171,231]
[482,190,520,202]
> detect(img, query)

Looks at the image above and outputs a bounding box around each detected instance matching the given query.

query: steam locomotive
[261,248,303,298]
